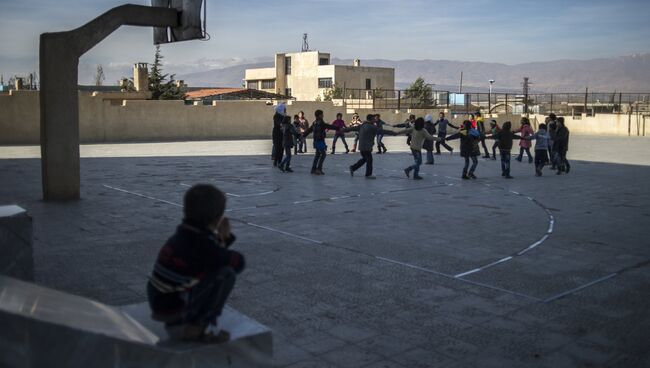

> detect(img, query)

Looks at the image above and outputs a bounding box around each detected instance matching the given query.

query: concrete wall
[0,90,646,145]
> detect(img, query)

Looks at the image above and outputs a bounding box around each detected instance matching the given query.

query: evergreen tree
[148,45,185,100]
[404,77,433,107]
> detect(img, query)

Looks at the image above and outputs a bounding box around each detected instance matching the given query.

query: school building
[243,51,395,101]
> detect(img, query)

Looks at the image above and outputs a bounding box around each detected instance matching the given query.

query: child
[403,117,440,180]
[297,111,309,153]
[476,111,490,158]
[147,184,245,343]
[489,120,500,160]
[304,110,337,175]
[433,112,458,154]
[525,123,551,176]
[375,114,388,154]
[553,117,571,175]
[272,104,286,167]
[515,117,534,163]
[292,115,301,155]
[330,113,350,154]
[446,120,481,179]
[423,114,437,164]
[344,114,399,179]
[487,121,521,179]
[279,116,297,172]
[350,114,362,152]
[392,114,416,146]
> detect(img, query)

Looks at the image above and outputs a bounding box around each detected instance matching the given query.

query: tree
[322,84,344,101]
[148,45,185,100]
[404,77,433,107]
[94,65,105,86]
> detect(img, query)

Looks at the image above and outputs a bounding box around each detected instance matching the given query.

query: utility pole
[522,77,530,116]
[488,79,495,114]
[459,71,463,93]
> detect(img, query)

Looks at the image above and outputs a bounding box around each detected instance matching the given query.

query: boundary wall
[1,91,646,145]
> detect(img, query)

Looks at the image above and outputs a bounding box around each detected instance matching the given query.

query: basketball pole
[39,5,178,200]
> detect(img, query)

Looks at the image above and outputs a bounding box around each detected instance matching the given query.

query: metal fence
[340,88,650,116]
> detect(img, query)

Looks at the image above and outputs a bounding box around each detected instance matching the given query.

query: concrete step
[0,275,272,367]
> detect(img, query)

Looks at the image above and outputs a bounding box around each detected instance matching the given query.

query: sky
[1,0,649,80]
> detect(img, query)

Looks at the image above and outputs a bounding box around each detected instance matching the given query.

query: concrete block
[0,205,34,280]
[0,276,273,367]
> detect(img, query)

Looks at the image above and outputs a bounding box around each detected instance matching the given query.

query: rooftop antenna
[302,33,309,52]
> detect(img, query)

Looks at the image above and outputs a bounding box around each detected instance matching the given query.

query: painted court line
[543,273,618,303]
[103,184,324,245]
[452,181,556,277]
[103,185,182,208]
[241,222,324,245]
[376,256,541,301]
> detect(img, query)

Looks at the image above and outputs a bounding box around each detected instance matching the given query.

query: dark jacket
[273,113,284,142]
[423,121,436,151]
[491,130,521,150]
[305,118,337,142]
[282,122,297,148]
[147,220,245,314]
[344,122,396,152]
[554,125,570,153]
[447,130,480,157]
[433,119,457,135]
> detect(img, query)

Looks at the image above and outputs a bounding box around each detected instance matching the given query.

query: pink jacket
[517,125,534,148]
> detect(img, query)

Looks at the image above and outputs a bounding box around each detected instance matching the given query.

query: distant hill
[174,53,650,93]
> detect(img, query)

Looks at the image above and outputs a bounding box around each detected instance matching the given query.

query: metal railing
[339,88,650,116]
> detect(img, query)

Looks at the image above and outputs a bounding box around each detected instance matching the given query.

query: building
[244,51,395,101]
[185,88,293,104]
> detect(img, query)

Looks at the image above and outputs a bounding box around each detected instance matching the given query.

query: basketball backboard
[152,0,206,44]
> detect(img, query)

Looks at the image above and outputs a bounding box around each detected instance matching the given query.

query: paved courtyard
[1,135,649,367]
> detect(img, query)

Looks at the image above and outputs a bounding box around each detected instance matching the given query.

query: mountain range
[66,53,650,93]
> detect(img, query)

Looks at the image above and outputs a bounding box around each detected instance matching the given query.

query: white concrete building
[244,51,395,101]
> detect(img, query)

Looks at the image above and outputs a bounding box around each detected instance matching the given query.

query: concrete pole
[39,5,178,200]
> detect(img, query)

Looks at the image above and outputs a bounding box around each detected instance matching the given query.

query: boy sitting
[147,184,245,343]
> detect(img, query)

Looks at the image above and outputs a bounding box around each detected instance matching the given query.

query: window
[247,80,258,90]
[365,78,372,90]
[285,57,292,75]
[318,77,333,89]
[319,58,329,66]
[285,88,292,97]
[261,80,275,89]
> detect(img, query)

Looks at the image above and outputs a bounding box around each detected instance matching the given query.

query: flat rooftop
[1,135,649,367]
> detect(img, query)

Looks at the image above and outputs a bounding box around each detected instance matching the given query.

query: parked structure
[244,51,395,101]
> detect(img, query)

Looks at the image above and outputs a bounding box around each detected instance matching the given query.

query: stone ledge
[0,276,273,367]
[0,205,33,281]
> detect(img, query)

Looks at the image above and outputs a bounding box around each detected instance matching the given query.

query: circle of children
[272,103,571,180]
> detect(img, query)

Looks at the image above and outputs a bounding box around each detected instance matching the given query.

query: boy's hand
[217,217,231,245]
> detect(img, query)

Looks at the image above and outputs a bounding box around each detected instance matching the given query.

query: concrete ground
[1,135,649,367]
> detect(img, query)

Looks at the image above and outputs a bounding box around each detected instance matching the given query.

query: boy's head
[414,117,425,130]
[503,121,512,131]
[439,112,445,118]
[375,113,381,119]
[293,114,300,121]
[184,184,226,228]
[462,120,471,130]
[282,116,291,124]
[409,114,416,120]
[521,117,530,126]
[539,123,547,130]
[336,113,343,119]
[366,114,375,122]
[315,109,324,119]
[475,111,481,117]
[557,117,565,126]
[549,113,557,120]
[490,119,497,127]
